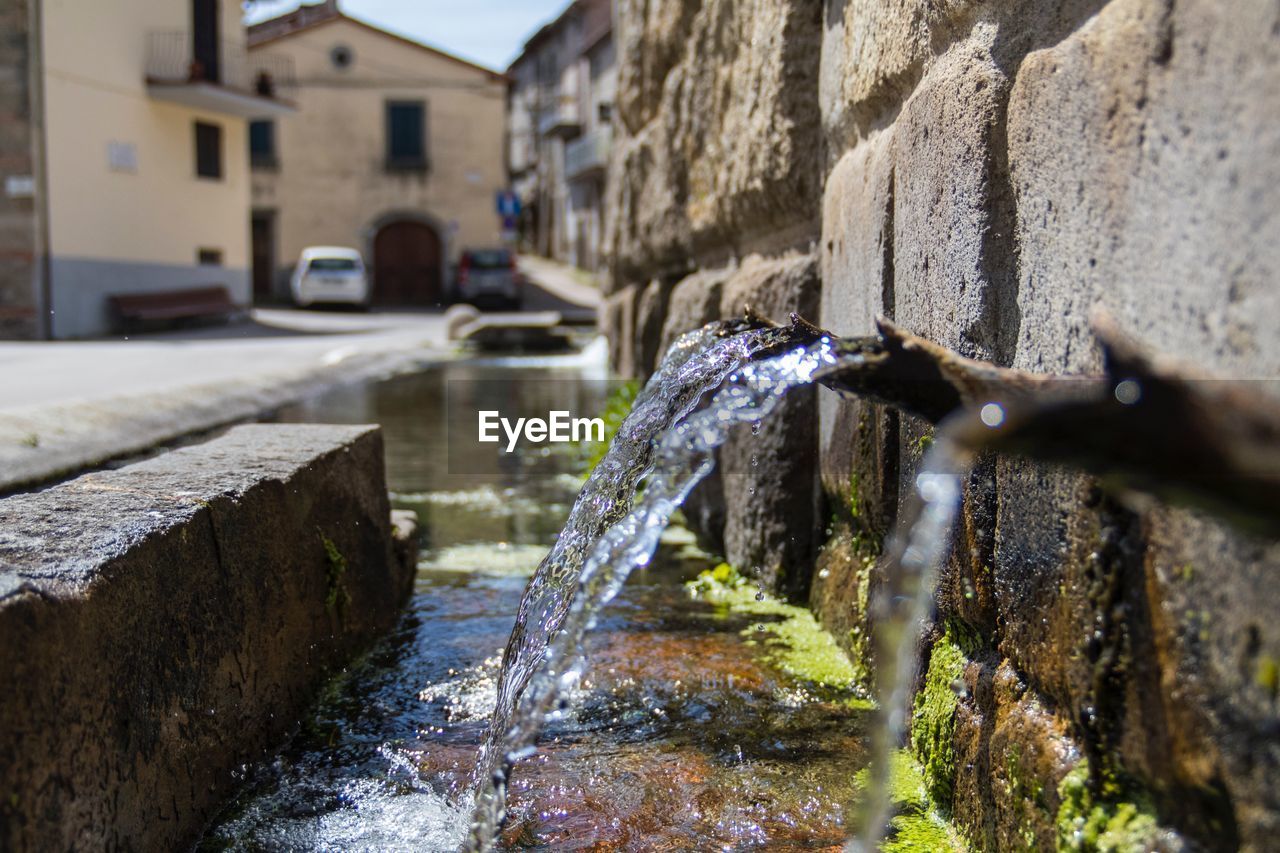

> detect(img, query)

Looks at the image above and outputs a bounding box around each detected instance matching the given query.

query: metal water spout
[811,311,1280,538]
[952,312,1280,538]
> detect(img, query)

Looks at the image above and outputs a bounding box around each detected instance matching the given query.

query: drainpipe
[27,0,52,339]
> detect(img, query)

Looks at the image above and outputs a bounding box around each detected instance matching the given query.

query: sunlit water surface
[199,354,868,851]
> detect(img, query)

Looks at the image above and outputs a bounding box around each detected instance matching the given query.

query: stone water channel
[199,347,915,850]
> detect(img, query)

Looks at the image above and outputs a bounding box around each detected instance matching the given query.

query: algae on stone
[854,749,969,852]
[1055,760,1160,853]
[910,626,966,807]
[688,562,871,700]
[321,534,350,611]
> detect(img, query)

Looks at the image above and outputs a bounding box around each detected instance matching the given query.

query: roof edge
[248,7,508,82]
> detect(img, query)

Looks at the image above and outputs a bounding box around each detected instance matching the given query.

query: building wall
[507,0,615,273]
[602,0,1280,848]
[249,17,506,294]
[40,0,252,338]
[0,0,39,339]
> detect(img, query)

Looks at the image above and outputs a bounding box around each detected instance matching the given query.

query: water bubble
[755,587,765,601]
[980,402,1005,428]
[1114,379,1142,405]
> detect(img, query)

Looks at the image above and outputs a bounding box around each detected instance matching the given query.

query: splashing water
[467,336,837,850]
[850,424,972,852]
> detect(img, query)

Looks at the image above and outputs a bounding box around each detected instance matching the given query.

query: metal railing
[564,126,611,179]
[145,31,295,98]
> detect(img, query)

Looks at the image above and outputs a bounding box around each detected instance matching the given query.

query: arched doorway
[372,219,443,306]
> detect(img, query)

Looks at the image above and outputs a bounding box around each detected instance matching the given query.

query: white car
[291,247,370,308]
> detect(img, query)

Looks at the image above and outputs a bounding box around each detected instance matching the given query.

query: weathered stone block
[892,25,1015,362]
[996,1,1280,844]
[0,424,416,851]
[601,283,641,378]
[614,0,702,134]
[819,130,899,535]
[608,0,823,279]
[658,267,729,354]
[819,0,978,146]
[718,251,819,323]
[604,121,694,284]
[1007,0,1280,377]
[716,253,821,597]
[634,277,675,376]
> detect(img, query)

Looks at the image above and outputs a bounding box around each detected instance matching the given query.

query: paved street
[0,259,600,492]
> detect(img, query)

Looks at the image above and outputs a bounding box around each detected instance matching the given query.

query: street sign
[496,190,521,219]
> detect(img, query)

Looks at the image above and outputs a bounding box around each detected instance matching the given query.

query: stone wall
[0,0,39,339]
[602,0,1280,848]
[0,424,417,851]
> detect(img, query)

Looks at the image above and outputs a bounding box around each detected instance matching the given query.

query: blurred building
[0,0,291,339]
[507,0,614,273]
[246,1,507,307]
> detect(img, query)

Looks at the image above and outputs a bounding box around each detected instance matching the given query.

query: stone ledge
[0,424,417,851]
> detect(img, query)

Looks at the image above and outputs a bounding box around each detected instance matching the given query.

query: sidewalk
[517,255,602,311]
[0,260,606,493]
[0,310,453,492]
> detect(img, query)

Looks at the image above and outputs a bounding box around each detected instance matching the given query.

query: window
[197,248,222,266]
[330,44,354,69]
[249,120,276,170]
[385,101,427,171]
[194,121,222,179]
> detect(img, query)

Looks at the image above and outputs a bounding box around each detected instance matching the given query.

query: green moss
[1003,745,1050,850]
[1256,655,1280,699]
[910,627,966,807]
[582,380,640,475]
[1056,761,1160,852]
[918,431,935,454]
[321,534,350,611]
[688,563,872,702]
[848,470,862,522]
[854,750,968,851]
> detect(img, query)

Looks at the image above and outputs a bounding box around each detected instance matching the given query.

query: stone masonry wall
[602,0,1280,848]
[0,0,39,339]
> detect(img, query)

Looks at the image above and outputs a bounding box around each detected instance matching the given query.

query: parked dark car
[453,248,522,310]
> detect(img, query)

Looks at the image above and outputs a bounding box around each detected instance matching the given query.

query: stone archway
[371,218,443,306]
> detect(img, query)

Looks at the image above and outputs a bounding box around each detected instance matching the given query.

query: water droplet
[980,402,1005,428]
[818,568,831,579]
[755,587,765,601]
[1114,379,1142,405]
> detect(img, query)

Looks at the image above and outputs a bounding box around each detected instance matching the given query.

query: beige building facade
[0,0,289,339]
[246,2,507,306]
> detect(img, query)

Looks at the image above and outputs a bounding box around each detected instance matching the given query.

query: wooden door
[373,220,442,306]
[251,211,274,302]
[192,0,220,83]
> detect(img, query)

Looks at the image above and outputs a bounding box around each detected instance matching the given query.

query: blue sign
[496,190,521,219]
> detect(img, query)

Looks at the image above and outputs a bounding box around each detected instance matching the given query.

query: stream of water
[199,338,880,851]
[468,332,840,850]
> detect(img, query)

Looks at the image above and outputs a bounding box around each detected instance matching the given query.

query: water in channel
[199,338,875,851]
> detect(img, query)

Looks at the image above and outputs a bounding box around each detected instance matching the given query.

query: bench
[108,285,239,331]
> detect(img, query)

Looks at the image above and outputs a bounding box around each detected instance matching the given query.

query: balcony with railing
[538,95,582,139]
[564,126,611,181]
[145,31,296,119]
